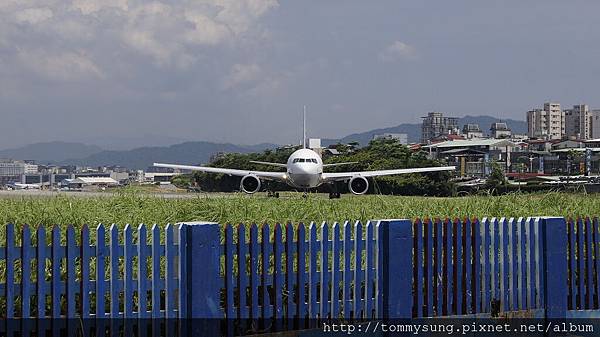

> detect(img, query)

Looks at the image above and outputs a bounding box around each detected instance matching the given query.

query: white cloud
[378,40,417,62]
[15,7,53,24]
[70,0,128,15]
[221,63,262,89]
[0,0,279,81]
[184,10,231,45]
[17,49,105,81]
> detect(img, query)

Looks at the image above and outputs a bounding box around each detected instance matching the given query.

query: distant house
[462,124,484,139]
[490,122,512,139]
[372,133,408,145]
[527,139,559,153]
[552,140,585,151]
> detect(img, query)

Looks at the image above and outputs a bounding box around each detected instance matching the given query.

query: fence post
[380,219,414,319]
[183,222,222,334]
[541,217,567,318]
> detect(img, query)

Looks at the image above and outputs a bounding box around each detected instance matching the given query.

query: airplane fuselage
[285,148,324,189]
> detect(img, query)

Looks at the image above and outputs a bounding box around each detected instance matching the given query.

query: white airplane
[154,109,455,197]
[7,182,41,190]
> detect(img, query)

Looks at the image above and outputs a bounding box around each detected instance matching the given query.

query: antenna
[303,105,307,149]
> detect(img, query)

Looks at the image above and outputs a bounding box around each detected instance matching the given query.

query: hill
[0,142,103,163]
[62,141,278,169]
[323,115,527,146]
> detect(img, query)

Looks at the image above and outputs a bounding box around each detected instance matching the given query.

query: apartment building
[526,102,565,139]
[421,112,460,143]
[565,104,593,139]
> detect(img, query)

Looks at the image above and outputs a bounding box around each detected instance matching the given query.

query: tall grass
[0,191,597,230]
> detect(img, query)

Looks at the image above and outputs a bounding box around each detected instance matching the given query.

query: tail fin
[303,105,307,149]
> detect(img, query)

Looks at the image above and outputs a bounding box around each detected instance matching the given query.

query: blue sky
[1,1,599,148]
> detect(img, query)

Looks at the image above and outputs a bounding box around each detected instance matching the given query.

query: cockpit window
[293,158,318,164]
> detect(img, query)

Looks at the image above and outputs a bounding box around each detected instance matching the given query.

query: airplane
[154,108,456,198]
[6,182,41,190]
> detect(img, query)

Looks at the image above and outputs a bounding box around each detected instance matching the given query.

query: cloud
[70,0,128,15]
[378,40,417,62]
[16,49,105,81]
[0,0,279,81]
[15,7,53,24]
[221,63,262,89]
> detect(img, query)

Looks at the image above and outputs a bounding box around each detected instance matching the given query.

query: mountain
[0,142,103,163]
[323,115,527,146]
[17,115,526,169]
[79,134,192,151]
[62,141,278,169]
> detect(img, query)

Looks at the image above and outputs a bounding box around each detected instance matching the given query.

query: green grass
[0,190,597,229]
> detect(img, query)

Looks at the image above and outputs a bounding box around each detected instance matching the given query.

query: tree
[484,161,506,191]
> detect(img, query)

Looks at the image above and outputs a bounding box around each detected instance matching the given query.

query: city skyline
[2,1,600,148]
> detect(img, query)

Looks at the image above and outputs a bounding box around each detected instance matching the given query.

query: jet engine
[240,175,261,194]
[348,176,369,195]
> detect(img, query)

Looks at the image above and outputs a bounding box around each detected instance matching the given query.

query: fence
[0,217,598,336]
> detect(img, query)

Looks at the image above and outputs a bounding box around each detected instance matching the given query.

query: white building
[526,102,565,140]
[0,160,38,176]
[61,177,119,188]
[490,122,512,139]
[372,133,408,144]
[462,124,484,139]
[565,104,593,139]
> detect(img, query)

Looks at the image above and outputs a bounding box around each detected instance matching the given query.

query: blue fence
[221,221,383,333]
[410,217,561,319]
[0,217,598,336]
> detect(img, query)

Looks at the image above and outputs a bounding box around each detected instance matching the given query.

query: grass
[0,190,598,229]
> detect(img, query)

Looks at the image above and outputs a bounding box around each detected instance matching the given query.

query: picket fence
[0,217,599,336]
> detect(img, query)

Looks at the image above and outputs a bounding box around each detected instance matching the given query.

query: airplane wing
[321,166,456,182]
[322,162,358,168]
[249,160,287,168]
[153,163,287,181]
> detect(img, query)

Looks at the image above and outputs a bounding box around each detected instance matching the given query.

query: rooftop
[424,139,516,149]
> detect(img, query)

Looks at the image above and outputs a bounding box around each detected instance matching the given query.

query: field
[0,190,598,230]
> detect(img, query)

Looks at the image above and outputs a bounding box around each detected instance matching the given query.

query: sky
[1,0,600,149]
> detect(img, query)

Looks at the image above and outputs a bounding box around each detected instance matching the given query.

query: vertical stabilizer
[303,105,307,149]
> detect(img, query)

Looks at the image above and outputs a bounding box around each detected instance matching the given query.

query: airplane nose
[296,164,316,175]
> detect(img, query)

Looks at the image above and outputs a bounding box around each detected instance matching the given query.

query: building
[462,124,483,139]
[421,112,460,143]
[490,122,512,139]
[372,133,408,144]
[565,104,593,139]
[424,139,516,177]
[61,177,119,189]
[593,109,600,139]
[143,172,182,183]
[526,102,565,140]
[0,160,38,176]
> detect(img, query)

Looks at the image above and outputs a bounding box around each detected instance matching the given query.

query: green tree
[484,161,506,192]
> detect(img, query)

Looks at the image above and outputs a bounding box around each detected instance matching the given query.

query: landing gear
[328,192,341,199]
[267,190,280,198]
[328,182,341,199]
